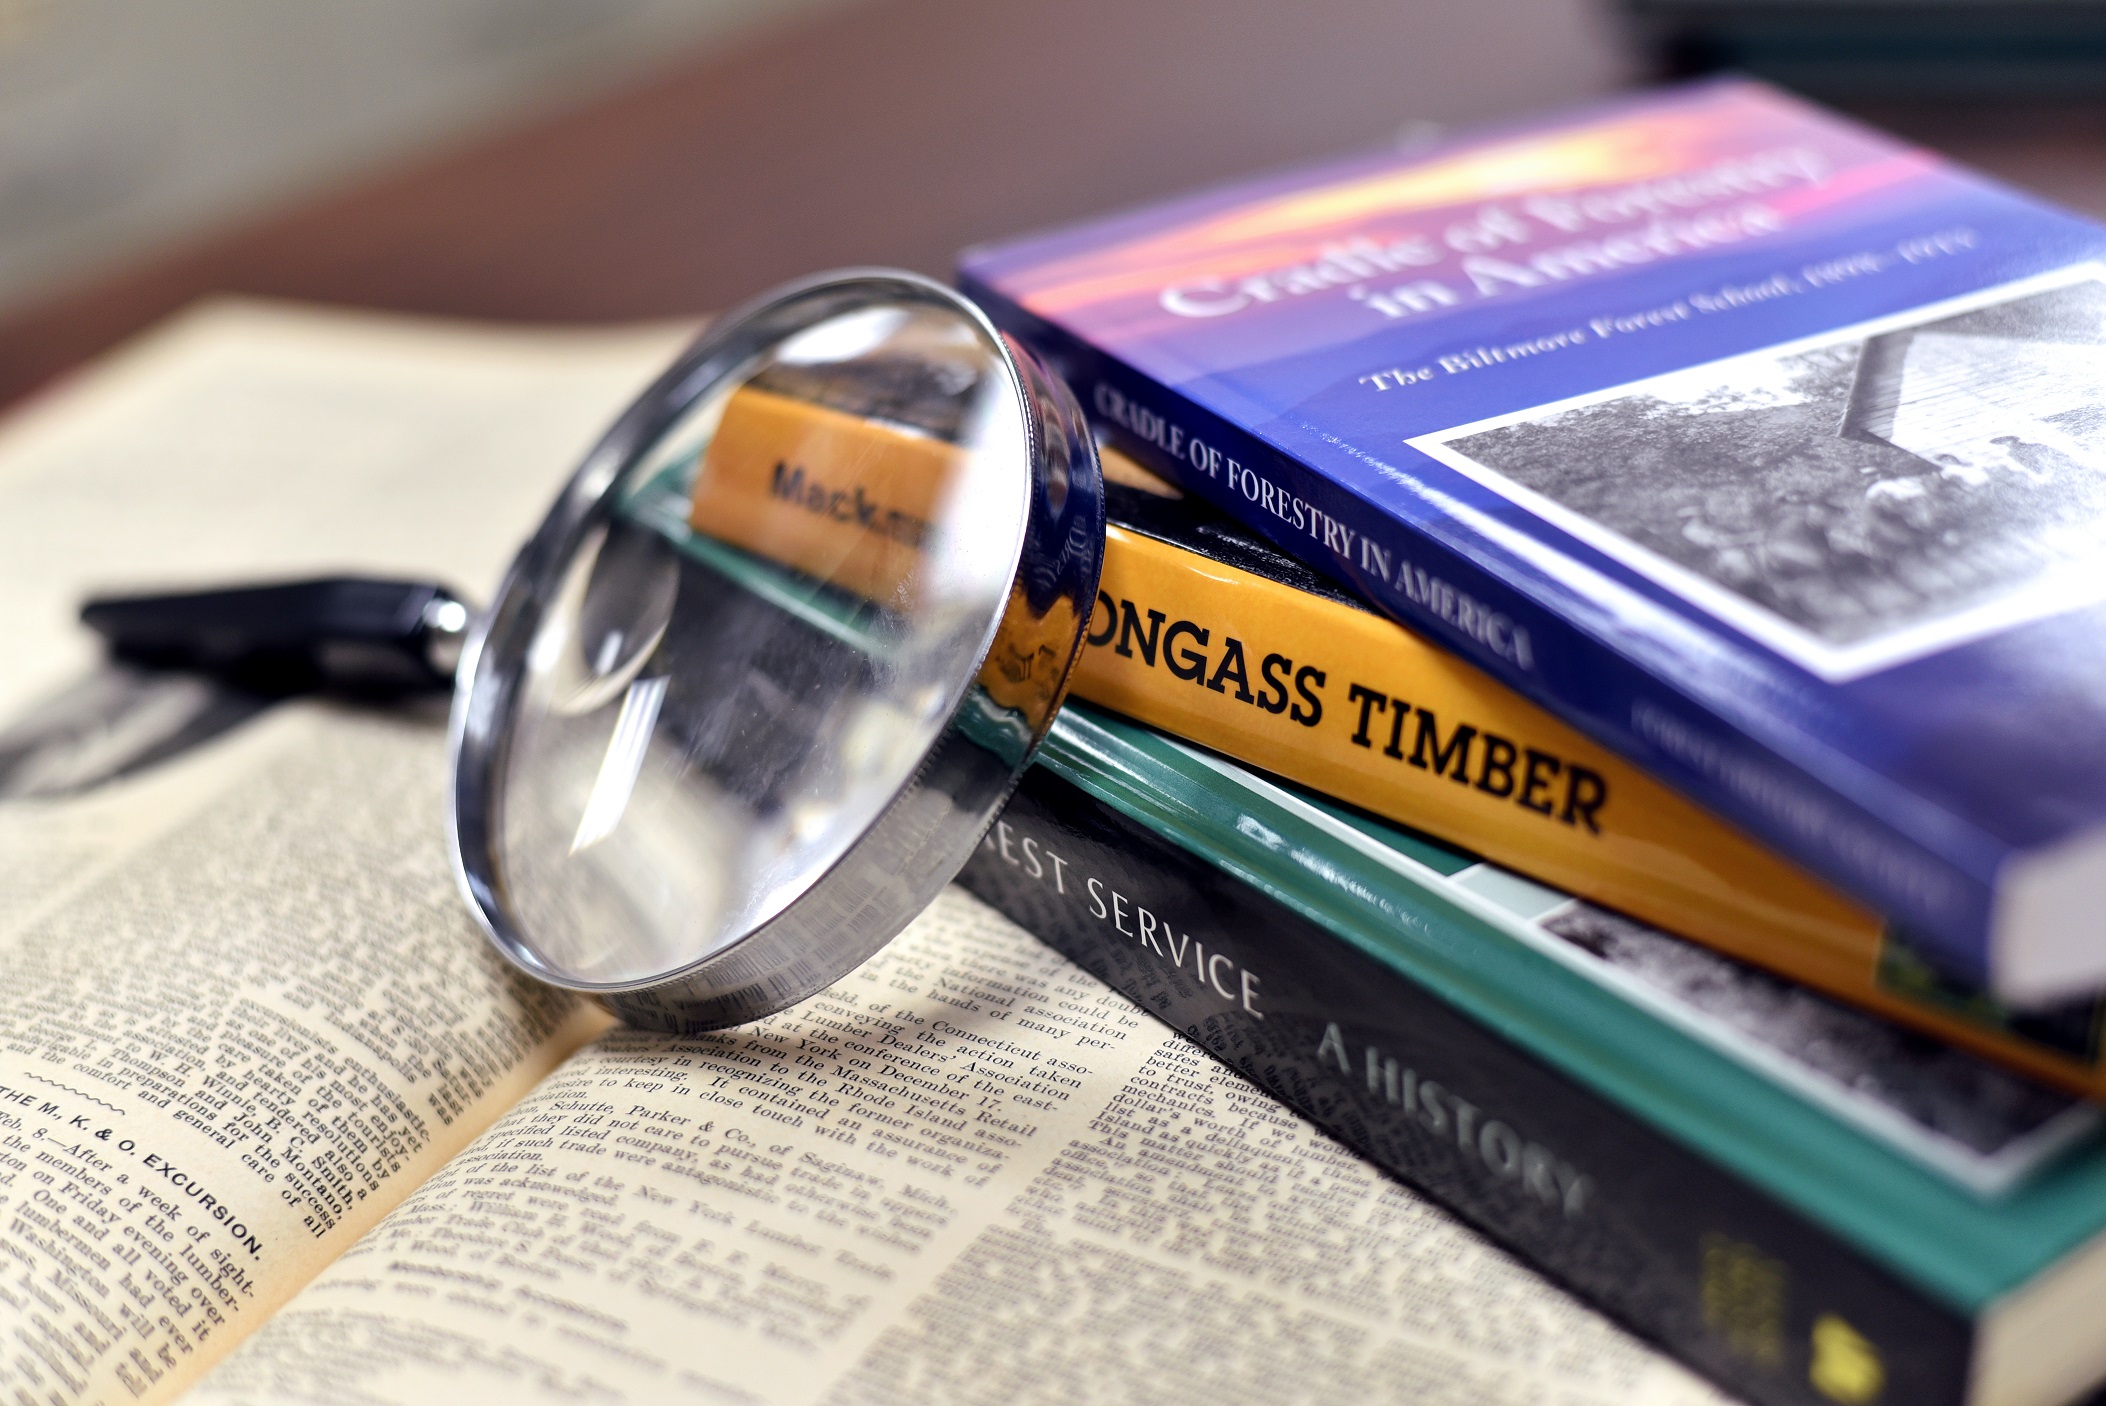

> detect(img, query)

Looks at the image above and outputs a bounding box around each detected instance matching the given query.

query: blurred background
[3,0,2104,409]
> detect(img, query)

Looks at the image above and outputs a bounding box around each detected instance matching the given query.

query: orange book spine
[1074,511,2102,1098]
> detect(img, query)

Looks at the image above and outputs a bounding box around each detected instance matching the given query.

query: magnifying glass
[79,271,1105,1033]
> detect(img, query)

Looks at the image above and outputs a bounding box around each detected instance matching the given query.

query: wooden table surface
[2,0,2103,411]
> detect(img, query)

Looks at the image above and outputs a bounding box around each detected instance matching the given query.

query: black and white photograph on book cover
[1410,265,2106,679]
[1535,900,2101,1197]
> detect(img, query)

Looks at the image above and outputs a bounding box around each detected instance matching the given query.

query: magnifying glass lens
[454,276,1098,1028]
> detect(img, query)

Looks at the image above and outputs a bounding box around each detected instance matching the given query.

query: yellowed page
[0,296,693,958]
[0,297,694,722]
[0,300,692,1401]
[0,704,613,1404]
[189,889,1727,1406]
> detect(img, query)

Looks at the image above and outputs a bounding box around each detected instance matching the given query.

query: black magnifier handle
[79,577,472,697]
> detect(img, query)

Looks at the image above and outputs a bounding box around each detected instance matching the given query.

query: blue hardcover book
[958,79,2106,1003]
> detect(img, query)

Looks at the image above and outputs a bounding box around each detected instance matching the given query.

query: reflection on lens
[569,674,668,854]
[491,297,1026,989]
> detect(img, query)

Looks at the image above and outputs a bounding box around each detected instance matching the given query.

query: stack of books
[937,79,2106,1406]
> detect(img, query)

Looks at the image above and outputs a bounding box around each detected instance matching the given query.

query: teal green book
[960,702,2106,1406]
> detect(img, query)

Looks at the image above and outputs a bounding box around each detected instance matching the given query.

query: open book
[0,301,1727,1405]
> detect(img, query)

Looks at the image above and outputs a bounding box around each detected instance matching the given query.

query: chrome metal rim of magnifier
[456,272,1103,1032]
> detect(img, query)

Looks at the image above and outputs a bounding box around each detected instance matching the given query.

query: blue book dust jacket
[958,79,2106,1002]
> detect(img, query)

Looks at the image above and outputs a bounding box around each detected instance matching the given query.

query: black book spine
[960,763,1974,1406]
